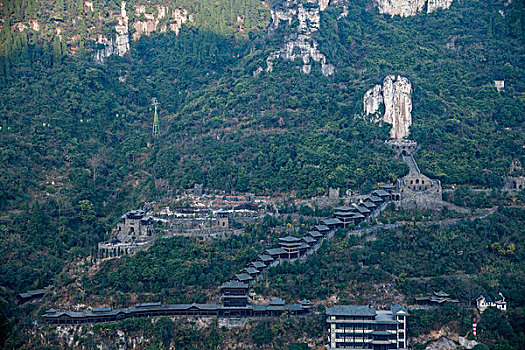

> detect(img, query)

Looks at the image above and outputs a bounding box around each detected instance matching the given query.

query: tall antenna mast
[152,98,160,137]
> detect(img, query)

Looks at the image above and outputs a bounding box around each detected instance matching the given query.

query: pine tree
[52,36,62,65]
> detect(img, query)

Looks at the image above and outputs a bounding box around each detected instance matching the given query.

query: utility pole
[152,98,160,137]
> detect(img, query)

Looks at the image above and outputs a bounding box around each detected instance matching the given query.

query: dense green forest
[85,235,261,304]
[0,0,524,347]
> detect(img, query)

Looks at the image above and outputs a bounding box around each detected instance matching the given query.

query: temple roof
[278,235,301,243]
[257,254,274,262]
[234,273,253,282]
[321,218,343,226]
[334,205,354,212]
[221,281,249,289]
[265,248,287,256]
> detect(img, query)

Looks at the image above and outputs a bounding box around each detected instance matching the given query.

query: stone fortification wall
[391,141,443,211]
[397,173,443,210]
[502,176,525,192]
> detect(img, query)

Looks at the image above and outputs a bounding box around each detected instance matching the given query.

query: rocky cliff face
[375,0,453,17]
[95,1,192,63]
[257,0,335,77]
[363,75,412,139]
[94,2,130,62]
[6,0,194,63]
[363,84,383,116]
[132,5,192,40]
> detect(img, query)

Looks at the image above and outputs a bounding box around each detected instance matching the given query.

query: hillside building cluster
[157,205,258,233]
[98,189,265,258]
[230,189,393,284]
[154,185,265,235]
[476,294,507,313]
[49,187,406,327]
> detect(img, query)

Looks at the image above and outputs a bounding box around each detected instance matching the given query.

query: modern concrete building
[326,304,408,350]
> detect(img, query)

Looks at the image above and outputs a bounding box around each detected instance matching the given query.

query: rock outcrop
[424,336,479,350]
[425,337,459,350]
[94,2,192,63]
[375,0,453,17]
[363,75,412,139]
[363,84,383,116]
[258,0,334,77]
[458,336,479,349]
[94,2,129,62]
[426,0,453,13]
[412,326,479,350]
[132,5,192,40]
[115,2,130,56]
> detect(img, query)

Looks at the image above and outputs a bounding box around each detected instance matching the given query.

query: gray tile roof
[362,201,377,209]
[355,206,371,214]
[334,211,356,217]
[434,290,450,297]
[279,235,301,243]
[250,261,266,269]
[308,231,322,238]
[135,302,161,308]
[221,281,249,289]
[265,248,287,256]
[19,289,47,299]
[369,195,384,203]
[391,304,409,316]
[243,267,260,275]
[326,305,377,317]
[373,190,391,197]
[334,205,354,212]
[92,307,112,313]
[257,254,274,262]
[234,273,253,281]
[301,236,316,244]
[279,241,302,248]
[321,218,343,226]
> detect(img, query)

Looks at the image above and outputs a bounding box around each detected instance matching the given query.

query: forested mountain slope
[0,0,524,347]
